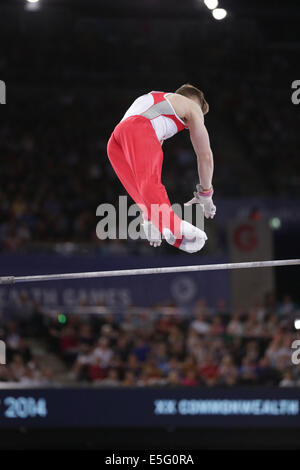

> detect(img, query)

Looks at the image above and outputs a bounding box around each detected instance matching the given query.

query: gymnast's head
[175,83,209,115]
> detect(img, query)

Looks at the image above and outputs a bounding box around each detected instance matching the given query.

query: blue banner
[0,387,299,428]
[0,254,230,310]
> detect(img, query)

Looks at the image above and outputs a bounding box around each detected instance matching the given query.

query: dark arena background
[0,0,300,453]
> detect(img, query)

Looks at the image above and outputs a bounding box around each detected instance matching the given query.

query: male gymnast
[107,84,216,253]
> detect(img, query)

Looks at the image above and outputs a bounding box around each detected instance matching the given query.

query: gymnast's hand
[184,184,216,219]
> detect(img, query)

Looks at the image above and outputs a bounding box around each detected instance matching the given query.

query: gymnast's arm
[185,103,214,191]
[168,93,214,190]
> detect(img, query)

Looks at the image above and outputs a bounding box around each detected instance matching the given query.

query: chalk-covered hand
[185,184,216,219]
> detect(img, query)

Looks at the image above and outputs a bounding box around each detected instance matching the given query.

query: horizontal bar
[0,259,299,285]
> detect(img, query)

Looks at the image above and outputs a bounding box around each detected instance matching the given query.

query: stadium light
[25,0,41,11]
[204,0,219,10]
[212,8,227,20]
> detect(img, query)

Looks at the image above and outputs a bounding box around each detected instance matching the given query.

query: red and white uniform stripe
[121,91,186,143]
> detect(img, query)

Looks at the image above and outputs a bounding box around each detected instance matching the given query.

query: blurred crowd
[0,318,55,386]
[1,294,300,388]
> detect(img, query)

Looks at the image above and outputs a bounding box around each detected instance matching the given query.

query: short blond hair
[175,83,209,114]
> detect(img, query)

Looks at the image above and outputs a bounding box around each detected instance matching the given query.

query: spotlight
[204,0,219,10]
[25,0,40,11]
[212,8,227,20]
[294,319,300,330]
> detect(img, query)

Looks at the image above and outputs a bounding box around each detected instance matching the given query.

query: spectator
[88,358,107,383]
[132,337,151,363]
[227,312,244,337]
[181,369,199,387]
[199,353,219,382]
[191,314,210,335]
[59,325,79,363]
[93,337,113,368]
[100,369,121,387]
[279,369,295,387]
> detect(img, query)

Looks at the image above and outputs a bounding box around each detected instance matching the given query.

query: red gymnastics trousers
[107,115,183,245]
